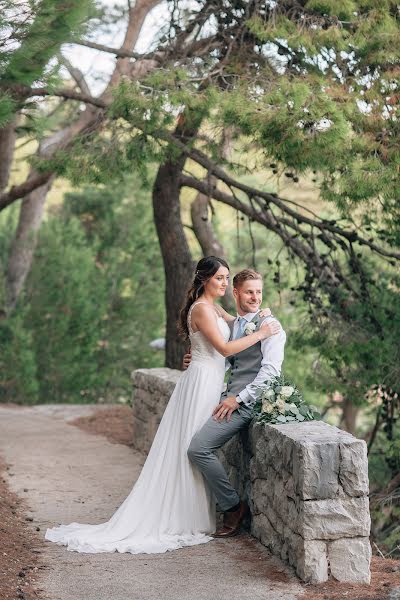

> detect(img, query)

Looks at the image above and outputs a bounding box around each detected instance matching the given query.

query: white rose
[261,388,275,400]
[276,398,286,414]
[262,400,274,414]
[281,386,295,398]
[244,322,257,335]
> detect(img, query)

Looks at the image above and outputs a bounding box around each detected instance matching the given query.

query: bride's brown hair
[178,256,230,339]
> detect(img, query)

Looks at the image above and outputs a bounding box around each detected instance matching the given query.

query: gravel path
[0,405,304,600]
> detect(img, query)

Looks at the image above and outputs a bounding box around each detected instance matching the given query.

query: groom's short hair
[233,269,262,289]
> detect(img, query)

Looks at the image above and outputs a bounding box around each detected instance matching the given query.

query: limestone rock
[339,440,369,497]
[301,496,370,540]
[296,540,328,583]
[251,513,282,555]
[295,441,340,500]
[131,368,181,453]
[131,367,181,395]
[328,537,371,583]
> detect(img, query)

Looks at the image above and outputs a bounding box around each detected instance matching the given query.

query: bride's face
[204,266,230,298]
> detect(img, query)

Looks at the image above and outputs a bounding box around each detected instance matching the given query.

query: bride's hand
[259,319,280,340]
[259,307,272,318]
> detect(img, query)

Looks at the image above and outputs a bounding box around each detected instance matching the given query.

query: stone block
[251,513,282,555]
[265,503,284,536]
[339,440,369,497]
[132,367,181,396]
[249,456,258,482]
[250,422,266,455]
[301,496,370,540]
[296,539,329,583]
[280,541,289,562]
[251,478,271,515]
[328,537,371,583]
[272,475,285,508]
[271,421,354,445]
[281,436,294,472]
[283,525,304,569]
[283,471,296,500]
[285,496,300,531]
[295,441,340,500]
[249,450,269,480]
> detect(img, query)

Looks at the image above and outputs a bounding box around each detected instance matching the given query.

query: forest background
[0,0,399,557]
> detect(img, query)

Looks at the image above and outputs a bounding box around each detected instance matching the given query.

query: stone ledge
[131,367,371,584]
[131,368,182,395]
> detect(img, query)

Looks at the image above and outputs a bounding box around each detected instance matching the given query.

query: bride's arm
[191,304,280,358]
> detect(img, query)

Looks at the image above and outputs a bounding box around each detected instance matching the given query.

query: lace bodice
[188,301,230,365]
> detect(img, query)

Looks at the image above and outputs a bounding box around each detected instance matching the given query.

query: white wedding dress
[45,302,230,554]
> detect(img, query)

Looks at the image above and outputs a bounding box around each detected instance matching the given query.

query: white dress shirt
[231,311,286,407]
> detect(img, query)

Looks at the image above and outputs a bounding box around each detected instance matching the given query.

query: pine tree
[1,0,399,391]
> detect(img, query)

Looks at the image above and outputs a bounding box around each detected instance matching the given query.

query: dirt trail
[0,405,303,600]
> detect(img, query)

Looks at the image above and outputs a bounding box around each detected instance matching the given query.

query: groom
[186,268,286,537]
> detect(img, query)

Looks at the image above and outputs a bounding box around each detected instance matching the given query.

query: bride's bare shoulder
[190,303,218,333]
[190,302,215,316]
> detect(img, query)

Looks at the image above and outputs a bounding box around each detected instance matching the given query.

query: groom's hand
[213,397,240,422]
[182,350,191,370]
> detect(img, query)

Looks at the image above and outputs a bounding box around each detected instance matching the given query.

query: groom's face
[233,278,263,315]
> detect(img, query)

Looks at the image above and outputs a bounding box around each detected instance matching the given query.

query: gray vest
[220,316,266,400]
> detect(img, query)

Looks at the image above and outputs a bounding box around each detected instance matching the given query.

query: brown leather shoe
[213,501,249,538]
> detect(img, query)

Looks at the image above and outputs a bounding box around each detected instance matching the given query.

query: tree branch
[171,138,400,261]
[7,78,400,265]
[179,173,361,300]
[29,87,108,109]
[60,55,91,96]
[0,172,53,211]
[74,39,144,60]
[106,0,163,90]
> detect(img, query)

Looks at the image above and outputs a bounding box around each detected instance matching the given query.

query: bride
[45,256,279,554]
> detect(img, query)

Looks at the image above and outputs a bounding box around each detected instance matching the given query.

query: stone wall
[131,368,182,453]
[131,368,371,584]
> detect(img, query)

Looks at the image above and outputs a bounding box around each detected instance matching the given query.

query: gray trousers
[187,404,253,511]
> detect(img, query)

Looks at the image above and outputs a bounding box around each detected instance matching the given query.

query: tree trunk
[5,171,54,311]
[0,120,17,306]
[191,191,225,256]
[153,154,194,369]
[0,121,17,194]
[339,396,359,435]
[153,111,205,368]
[190,191,234,310]
[190,126,234,311]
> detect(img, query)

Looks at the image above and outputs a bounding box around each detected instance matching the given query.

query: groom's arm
[237,320,286,408]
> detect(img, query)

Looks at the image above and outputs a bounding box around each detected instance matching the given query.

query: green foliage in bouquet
[254,375,321,425]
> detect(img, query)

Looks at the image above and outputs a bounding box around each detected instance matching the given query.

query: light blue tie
[235,317,247,339]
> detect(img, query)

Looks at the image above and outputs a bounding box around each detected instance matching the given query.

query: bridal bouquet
[253,375,320,424]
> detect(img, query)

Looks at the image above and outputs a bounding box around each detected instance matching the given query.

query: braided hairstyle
[178,256,230,339]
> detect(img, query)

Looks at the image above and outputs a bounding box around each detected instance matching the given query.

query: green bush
[0,176,165,404]
[0,309,39,404]
[26,217,108,402]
